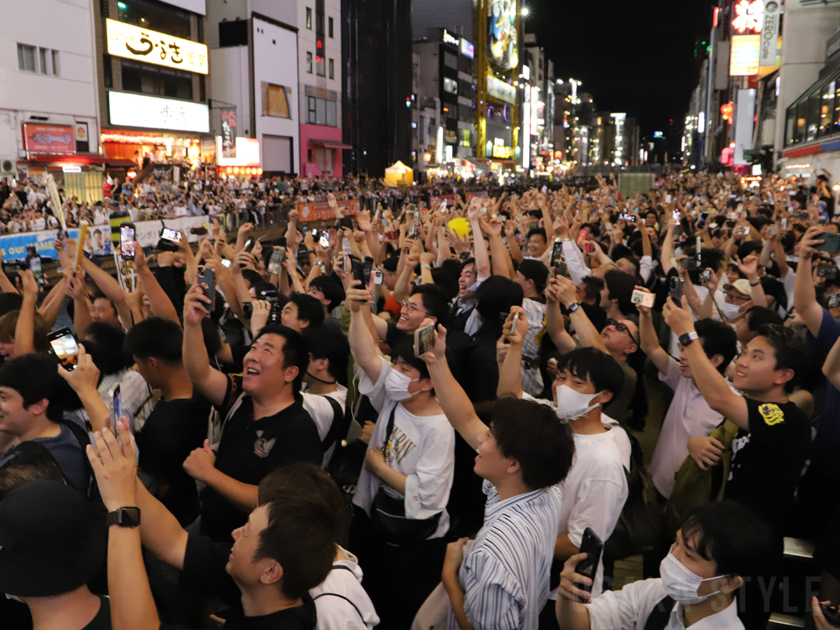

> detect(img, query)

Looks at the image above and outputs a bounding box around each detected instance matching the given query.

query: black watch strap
[567,302,580,313]
[106,507,141,528]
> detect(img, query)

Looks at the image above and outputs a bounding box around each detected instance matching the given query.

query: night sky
[526,0,715,136]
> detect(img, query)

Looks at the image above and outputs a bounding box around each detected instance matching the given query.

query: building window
[329,16,334,38]
[117,0,190,39]
[51,50,60,76]
[17,44,36,72]
[121,60,192,99]
[443,77,458,94]
[103,54,113,88]
[263,82,292,119]
[39,48,48,74]
[329,58,334,79]
[316,55,326,77]
[306,7,312,29]
[306,96,337,127]
[306,52,313,74]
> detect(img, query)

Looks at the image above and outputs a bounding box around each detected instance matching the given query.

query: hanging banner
[0,225,112,261]
[296,200,361,223]
[220,108,237,158]
[22,124,76,154]
[759,0,781,68]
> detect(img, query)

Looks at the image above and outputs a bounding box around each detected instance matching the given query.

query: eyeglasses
[401,300,427,315]
[606,318,639,347]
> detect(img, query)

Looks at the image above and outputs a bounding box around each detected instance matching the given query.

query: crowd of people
[0,169,840,629]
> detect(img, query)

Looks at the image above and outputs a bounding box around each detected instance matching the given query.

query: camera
[817,263,838,280]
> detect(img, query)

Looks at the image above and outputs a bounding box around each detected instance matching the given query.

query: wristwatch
[567,302,581,313]
[679,331,699,347]
[106,507,141,528]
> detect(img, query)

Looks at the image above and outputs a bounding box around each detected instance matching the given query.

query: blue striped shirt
[449,480,563,630]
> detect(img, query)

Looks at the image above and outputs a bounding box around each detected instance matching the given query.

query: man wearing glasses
[546,274,640,424]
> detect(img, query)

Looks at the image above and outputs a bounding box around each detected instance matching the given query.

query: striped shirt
[448,480,562,630]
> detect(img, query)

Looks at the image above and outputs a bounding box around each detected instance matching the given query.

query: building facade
[0,0,103,200]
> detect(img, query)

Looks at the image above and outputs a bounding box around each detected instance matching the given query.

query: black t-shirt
[82,595,111,630]
[200,375,322,542]
[181,535,317,630]
[725,398,810,531]
[137,391,212,526]
[385,321,407,350]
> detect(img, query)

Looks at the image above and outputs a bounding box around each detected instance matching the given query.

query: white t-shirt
[352,358,455,539]
[301,385,348,467]
[310,547,379,630]
[30,217,46,231]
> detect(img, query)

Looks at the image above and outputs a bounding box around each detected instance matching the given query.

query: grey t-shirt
[32,424,90,493]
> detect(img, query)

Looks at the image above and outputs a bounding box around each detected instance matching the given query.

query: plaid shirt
[520,298,546,397]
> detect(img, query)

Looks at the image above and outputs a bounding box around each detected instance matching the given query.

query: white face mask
[385,367,419,402]
[659,551,726,605]
[554,384,602,421]
[721,301,742,322]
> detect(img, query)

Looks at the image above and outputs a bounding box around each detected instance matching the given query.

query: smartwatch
[106,507,141,528]
[567,302,581,313]
[679,331,699,347]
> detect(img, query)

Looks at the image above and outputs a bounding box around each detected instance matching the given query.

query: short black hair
[302,327,350,387]
[695,319,738,375]
[410,284,450,327]
[289,294,325,328]
[556,347,625,397]
[85,322,131,376]
[754,324,807,393]
[526,227,547,244]
[475,276,524,338]
[390,336,430,382]
[125,317,184,363]
[308,276,344,311]
[0,354,64,422]
[255,324,309,396]
[382,256,399,273]
[491,397,575,490]
[604,269,637,317]
[680,501,774,579]
[746,306,783,332]
[241,269,263,287]
[580,276,605,303]
[91,291,116,316]
[0,442,67,500]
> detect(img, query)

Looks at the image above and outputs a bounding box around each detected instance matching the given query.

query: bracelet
[749,281,760,287]
[421,264,432,270]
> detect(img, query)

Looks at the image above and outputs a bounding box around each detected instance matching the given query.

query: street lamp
[521,7,529,16]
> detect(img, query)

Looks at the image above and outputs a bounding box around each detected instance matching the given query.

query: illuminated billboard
[730,35,761,76]
[488,0,518,72]
[106,18,208,74]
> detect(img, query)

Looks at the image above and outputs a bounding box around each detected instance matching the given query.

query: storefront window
[121,60,192,99]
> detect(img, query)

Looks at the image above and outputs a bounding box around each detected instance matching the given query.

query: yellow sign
[106,19,208,75]
[730,35,760,77]
[491,144,514,159]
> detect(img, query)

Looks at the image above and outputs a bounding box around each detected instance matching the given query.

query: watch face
[119,507,141,527]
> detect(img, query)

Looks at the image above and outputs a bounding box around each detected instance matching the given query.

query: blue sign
[0,226,113,262]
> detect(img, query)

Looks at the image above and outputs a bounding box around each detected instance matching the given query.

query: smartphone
[221,259,232,268]
[120,222,136,260]
[815,231,840,255]
[47,327,80,371]
[827,294,840,310]
[736,226,750,236]
[161,227,182,243]
[820,602,840,627]
[414,324,435,357]
[555,261,568,277]
[267,248,285,275]
[551,240,564,267]
[408,224,416,236]
[665,194,672,204]
[361,257,374,285]
[197,266,214,304]
[817,262,838,279]
[319,232,330,249]
[727,212,738,220]
[794,211,809,220]
[631,289,655,308]
[700,269,712,284]
[576,229,589,247]
[28,256,44,286]
[574,528,604,599]
[669,276,684,302]
[672,210,680,221]
[112,384,122,426]
[510,311,520,334]
[680,258,700,270]
[584,243,593,254]
[244,238,255,253]
[374,269,384,285]
[619,213,636,223]
[347,254,363,284]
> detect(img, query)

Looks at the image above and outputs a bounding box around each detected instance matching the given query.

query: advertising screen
[488,0,518,72]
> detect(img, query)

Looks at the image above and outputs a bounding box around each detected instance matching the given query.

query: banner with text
[297,200,361,223]
[0,225,113,261]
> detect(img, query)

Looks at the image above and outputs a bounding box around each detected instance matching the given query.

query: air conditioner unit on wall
[0,158,15,176]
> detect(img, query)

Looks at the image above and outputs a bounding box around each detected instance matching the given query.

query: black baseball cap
[0,480,105,597]
[518,259,549,290]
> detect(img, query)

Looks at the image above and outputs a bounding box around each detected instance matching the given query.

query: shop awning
[18,154,108,165]
[309,139,353,150]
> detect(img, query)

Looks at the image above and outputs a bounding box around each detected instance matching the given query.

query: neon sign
[732,0,764,35]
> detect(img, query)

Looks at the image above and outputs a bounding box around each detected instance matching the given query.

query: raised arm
[14,270,38,357]
[660,214,675,275]
[0,250,18,294]
[67,272,94,340]
[182,283,229,407]
[663,297,749,429]
[793,227,826,337]
[496,307,530,399]
[81,256,133,328]
[468,203,491,279]
[636,288,671,373]
[554,274,608,353]
[346,284,385,383]
[57,346,111,432]
[133,244,179,324]
[545,278,577,355]
[421,325,487,452]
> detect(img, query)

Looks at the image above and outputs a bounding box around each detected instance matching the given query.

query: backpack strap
[312,591,365,622]
[644,595,676,630]
[320,396,348,452]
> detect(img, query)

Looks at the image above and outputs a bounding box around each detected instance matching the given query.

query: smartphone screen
[221,259,232,268]
[28,256,44,285]
[47,328,80,371]
[112,384,122,426]
[267,249,284,275]
[319,233,330,249]
[162,228,182,242]
[120,224,136,260]
[551,241,563,267]
[197,267,214,303]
